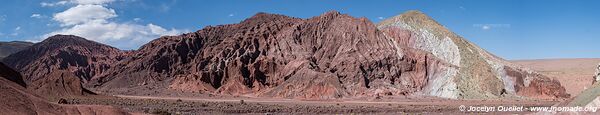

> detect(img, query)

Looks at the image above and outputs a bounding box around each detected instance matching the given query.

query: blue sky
[0,0,599,60]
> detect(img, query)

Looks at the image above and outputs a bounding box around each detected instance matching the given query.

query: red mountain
[2,35,125,100]
[4,11,567,100]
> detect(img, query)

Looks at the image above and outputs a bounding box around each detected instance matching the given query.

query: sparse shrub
[58,98,69,104]
[240,99,246,105]
[176,99,182,102]
[151,109,170,115]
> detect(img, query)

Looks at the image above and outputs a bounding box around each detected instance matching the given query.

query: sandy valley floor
[512,58,600,96]
[61,94,557,114]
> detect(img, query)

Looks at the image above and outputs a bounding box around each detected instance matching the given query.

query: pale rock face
[377,10,569,99]
[585,96,600,108]
[379,22,462,99]
[595,63,600,83]
[382,33,405,58]
[421,65,459,98]
[484,58,515,94]
[379,22,461,67]
[414,29,461,66]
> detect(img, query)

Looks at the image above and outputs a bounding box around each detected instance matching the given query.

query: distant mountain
[0,41,33,59]
[2,35,124,100]
[377,10,569,99]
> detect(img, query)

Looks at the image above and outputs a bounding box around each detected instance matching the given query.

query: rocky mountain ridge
[0,41,33,59]
[4,10,568,100]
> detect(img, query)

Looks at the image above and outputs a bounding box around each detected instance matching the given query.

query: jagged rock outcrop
[377,10,569,99]
[2,35,124,99]
[0,41,33,59]
[0,62,128,115]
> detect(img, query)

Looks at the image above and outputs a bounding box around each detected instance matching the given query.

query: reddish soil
[61,94,558,114]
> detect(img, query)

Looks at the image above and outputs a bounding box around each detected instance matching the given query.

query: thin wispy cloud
[158,0,178,13]
[31,14,43,18]
[40,1,69,7]
[473,24,510,30]
[482,25,490,30]
[41,0,115,7]
[0,15,6,22]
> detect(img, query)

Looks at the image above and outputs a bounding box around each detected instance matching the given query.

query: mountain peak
[43,34,88,44]
[37,34,118,51]
[401,10,428,17]
[378,10,441,28]
[241,12,300,25]
[322,10,341,16]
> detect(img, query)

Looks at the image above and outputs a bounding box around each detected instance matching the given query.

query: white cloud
[44,2,185,49]
[46,21,182,49]
[41,0,115,7]
[31,14,42,18]
[482,25,490,30]
[473,24,511,30]
[378,17,384,20]
[15,26,21,31]
[228,14,234,17]
[41,1,69,7]
[133,18,141,22]
[72,0,115,5]
[53,4,117,26]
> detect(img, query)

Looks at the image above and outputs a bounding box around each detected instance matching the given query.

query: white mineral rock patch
[381,22,461,67]
[421,65,459,99]
[382,33,404,58]
[484,57,516,94]
[595,63,600,82]
[380,22,462,99]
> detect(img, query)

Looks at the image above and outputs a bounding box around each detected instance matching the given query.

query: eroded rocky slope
[378,10,568,99]
[3,11,567,100]
[2,35,125,100]
[90,11,568,100]
[92,11,443,99]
